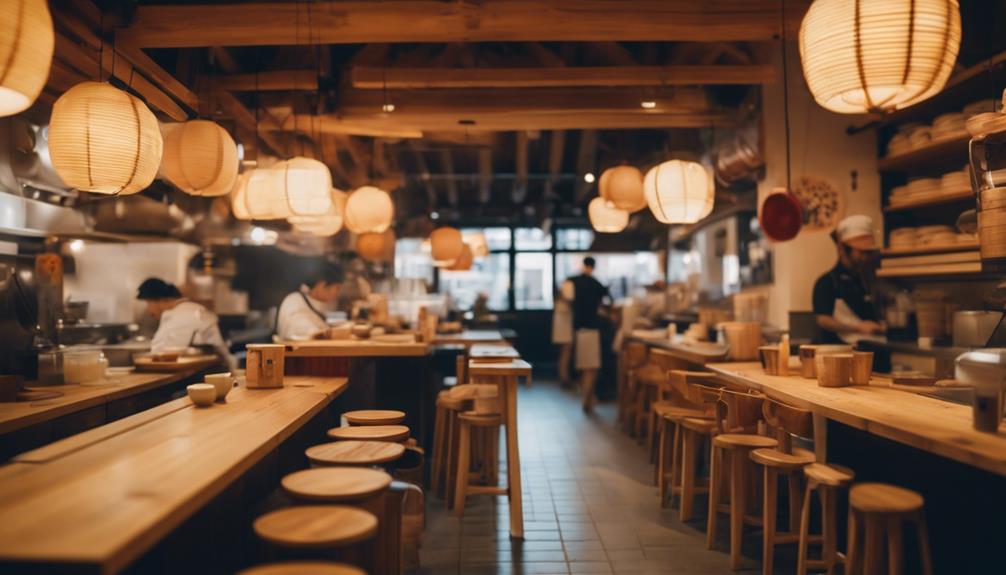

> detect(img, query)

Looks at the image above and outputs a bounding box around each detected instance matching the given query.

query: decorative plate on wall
[790,176,844,232]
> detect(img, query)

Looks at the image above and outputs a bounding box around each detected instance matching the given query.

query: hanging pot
[759,187,803,242]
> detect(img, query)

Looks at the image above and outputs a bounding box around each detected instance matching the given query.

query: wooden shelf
[884,188,975,212]
[876,261,983,278]
[878,135,970,172]
[881,241,979,257]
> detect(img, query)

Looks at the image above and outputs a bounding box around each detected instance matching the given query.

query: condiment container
[246,344,285,389]
[64,351,103,384]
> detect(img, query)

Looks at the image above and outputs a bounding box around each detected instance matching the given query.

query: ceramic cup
[204,372,235,402]
[186,383,216,407]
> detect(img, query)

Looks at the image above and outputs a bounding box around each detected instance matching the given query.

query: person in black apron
[275,263,344,341]
[566,256,612,412]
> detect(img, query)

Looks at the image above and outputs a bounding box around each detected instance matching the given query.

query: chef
[136,278,235,369]
[276,263,344,341]
[562,256,612,412]
[812,214,885,344]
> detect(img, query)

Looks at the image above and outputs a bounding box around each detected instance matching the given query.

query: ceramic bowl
[204,372,234,401]
[187,383,216,407]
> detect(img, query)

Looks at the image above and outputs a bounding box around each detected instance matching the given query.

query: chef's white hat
[835,214,877,250]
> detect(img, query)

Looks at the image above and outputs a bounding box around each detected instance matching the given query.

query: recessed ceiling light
[583,172,596,183]
[430,211,440,220]
[640,100,657,109]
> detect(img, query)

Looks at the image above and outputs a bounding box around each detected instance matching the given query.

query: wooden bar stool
[654,370,718,497]
[238,562,365,575]
[306,441,405,468]
[750,399,817,575]
[707,388,779,570]
[453,411,505,515]
[660,377,721,520]
[344,410,406,426]
[644,349,693,457]
[618,341,649,428]
[327,425,411,443]
[797,463,855,575]
[431,391,469,502]
[253,506,378,566]
[282,468,400,575]
[846,483,933,575]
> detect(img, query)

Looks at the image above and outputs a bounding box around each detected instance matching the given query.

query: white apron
[833,298,886,345]
[574,328,601,370]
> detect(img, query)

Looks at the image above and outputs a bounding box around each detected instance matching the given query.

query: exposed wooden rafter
[211,70,319,92]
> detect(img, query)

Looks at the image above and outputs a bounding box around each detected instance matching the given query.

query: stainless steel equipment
[956,349,1006,432]
[953,310,1004,347]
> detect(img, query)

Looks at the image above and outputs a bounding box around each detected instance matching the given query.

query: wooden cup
[819,353,853,388]
[851,351,874,385]
[799,345,817,379]
[759,345,781,376]
[722,321,763,361]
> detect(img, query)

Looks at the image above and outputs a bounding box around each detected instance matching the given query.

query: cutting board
[134,354,218,372]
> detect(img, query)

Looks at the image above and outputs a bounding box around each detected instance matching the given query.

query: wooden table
[284,338,430,358]
[629,335,728,366]
[469,343,520,361]
[0,376,348,574]
[433,329,506,347]
[468,359,532,539]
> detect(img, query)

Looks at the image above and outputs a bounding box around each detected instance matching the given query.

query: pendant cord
[780,0,793,192]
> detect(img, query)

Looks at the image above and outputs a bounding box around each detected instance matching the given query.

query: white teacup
[187,383,216,407]
[204,372,235,402]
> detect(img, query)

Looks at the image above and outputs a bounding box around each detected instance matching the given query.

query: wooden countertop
[0,376,348,574]
[629,335,729,365]
[470,343,520,360]
[0,365,214,436]
[433,329,506,345]
[283,338,430,358]
[706,361,1006,477]
[468,359,533,377]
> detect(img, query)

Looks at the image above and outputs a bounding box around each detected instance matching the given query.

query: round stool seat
[804,462,855,487]
[253,505,378,549]
[713,433,779,449]
[458,411,502,426]
[327,424,410,442]
[437,393,468,410]
[750,446,816,468]
[306,440,405,466]
[679,416,718,433]
[653,402,709,420]
[344,409,405,426]
[238,562,365,575]
[850,482,924,514]
[636,364,664,387]
[282,467,392,502]
[448,383,497,400]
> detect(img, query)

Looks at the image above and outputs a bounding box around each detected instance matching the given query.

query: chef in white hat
[812,214,885,344]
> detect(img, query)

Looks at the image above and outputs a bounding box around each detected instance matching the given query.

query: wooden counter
[284,338,430,357]
[706,361,1006,477]
[0,375,347,574]
[433,329,506,346]
[629,335,729,365]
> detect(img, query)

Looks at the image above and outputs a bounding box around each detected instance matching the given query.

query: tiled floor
[415,379,769,575]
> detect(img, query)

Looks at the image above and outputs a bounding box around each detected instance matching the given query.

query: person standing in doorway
[561,256,611,412]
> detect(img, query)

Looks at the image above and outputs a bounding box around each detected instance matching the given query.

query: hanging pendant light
[274,156,333,216]
[230,171,252,220]
[643,160,714,224]
[463,231,489,258]
[599,165,646,212]
[49,82,163,195]
[799,0,961,114]
[344,185,394,233]
[243,167,290,219]
[430,226,464,266]
[160,120,239,196]
[588,197,629,233]
[356,230,396,261]
[447,243,474,271]
[0,0,54,117]
[289,188,346,236]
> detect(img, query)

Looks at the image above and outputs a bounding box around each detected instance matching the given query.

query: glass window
[555,252,662,301]
[556,228,594,251]
[514,227,552,251]
[462,227,511,251]
[394,238,434,285]
[439,253,510,311]
[515,253,554,310]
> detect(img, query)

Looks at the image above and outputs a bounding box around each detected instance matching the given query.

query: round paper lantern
[464,232,489,257]
[344,185,394,234]
[0,0,54,117]
[447,243,474,271]
[599,165,646,212]
[356,230,395,261]
[799,0,961,114]
[430,227,464,266]
[643,160,714,224]
[160,120,238,196]
[49,82,163,195]
[289,189,346,236]
[274,156,333,216]
[243,168,290,219]
[230,171,252,220]
[588,197,629,233]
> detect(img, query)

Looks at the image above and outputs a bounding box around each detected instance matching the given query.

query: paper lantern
[243,168,290,219]
[356,230,395,261]
[49,82,163,195]
[160,120,238,196]
[643,160,714,224]
[0,0,54,117]
[464,232,489,257]
[274,156,333,216]
[799,0,961,114]
[230,171,252,220]
[430,227,464,266]
[289,189,346,236]
[447,243,474,271]
[588,197,629,233]
[344,185,394,233]
[599,166,646,212]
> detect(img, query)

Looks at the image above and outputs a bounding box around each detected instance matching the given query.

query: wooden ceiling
[38,0,807,220]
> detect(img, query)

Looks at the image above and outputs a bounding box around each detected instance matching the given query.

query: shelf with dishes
[878,134,970,172]
[879,99,996,173]
[884,168,974,211]
[880,224,980,278]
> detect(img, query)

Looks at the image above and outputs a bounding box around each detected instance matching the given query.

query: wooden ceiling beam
[213,91,285,156]
[350,64,774,89]
[212,70,319,92]
[117,1,809,48]
[324,111,730,131]
[545,130,566,198]
[281,114,423,139]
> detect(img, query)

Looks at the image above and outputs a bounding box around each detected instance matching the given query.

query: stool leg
[846,508,860,575]
[862,515,883,575]
[886,516,903,575]
[762,466,777,575]
[432,404,445,496]
[503,375,524,539]
[445,412,457,509]
[669,422,683,509]
[729,449,747,570]
[647,409,658,462]
[822,487,839,575]
[788,470,803,533]
[453,421,471,516]
[657,418,669,502]
[707,444,722,550]
[915,511,934,575]
[680,427,698,522]
[796,481,814,575]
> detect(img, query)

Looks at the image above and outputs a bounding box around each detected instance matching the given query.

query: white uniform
[151,300,234,368]
[276,288,330,341]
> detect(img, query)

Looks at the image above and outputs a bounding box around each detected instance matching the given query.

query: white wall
[759,44,882,328]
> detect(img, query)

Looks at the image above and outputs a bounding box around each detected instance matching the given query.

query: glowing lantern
[160,120,238,196]
[599,165,646,212]
[356,230,395,261]
[799,0,961,114]
[344,186,393,233]
[643,160,714,224]
[0,0,54,117]
[430,227,464,266]
[464,232,489,257]
[289,189,346,236]
[244,168,290,219]
[49,82,162,195]
[275,157,333,216]
[230,171,252,220]
[447,243,474,271]
[588,197,629,233]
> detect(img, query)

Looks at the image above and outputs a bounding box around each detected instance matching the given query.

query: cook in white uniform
[137,278,235,369]
[276,264,344,341]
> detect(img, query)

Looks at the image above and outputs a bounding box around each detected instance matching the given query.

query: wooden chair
[618,341,649,427]
[654,371,717,505]
[344,410,406,426]
[327,425,411,443]
[797,463,855,575]
[707,388,779,570]
[749,399,817,575]
[846,483,933,575]
[238,562,365,575]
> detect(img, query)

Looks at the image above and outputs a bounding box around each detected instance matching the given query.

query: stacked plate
[887,133,912,156]
[888,223,975,249]
[932,113,968,140]
[908,125,932,148]
[888,168,973,208]
[941,167,970,190]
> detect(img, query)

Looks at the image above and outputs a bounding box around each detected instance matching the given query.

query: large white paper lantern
[464,231,489,257]
[0,0,54,117]
[799,0,961,114]
[588,197,629,233]
[230,171,252,220]
[289,189,346,236]
[275,156,333,216]
[599,165,646,212]
[430,227,464,266]
[643,160,714,224]
[160,120,239,196]
[344,185,394,233]
[49,82,163,195]
[243,168,290,219]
